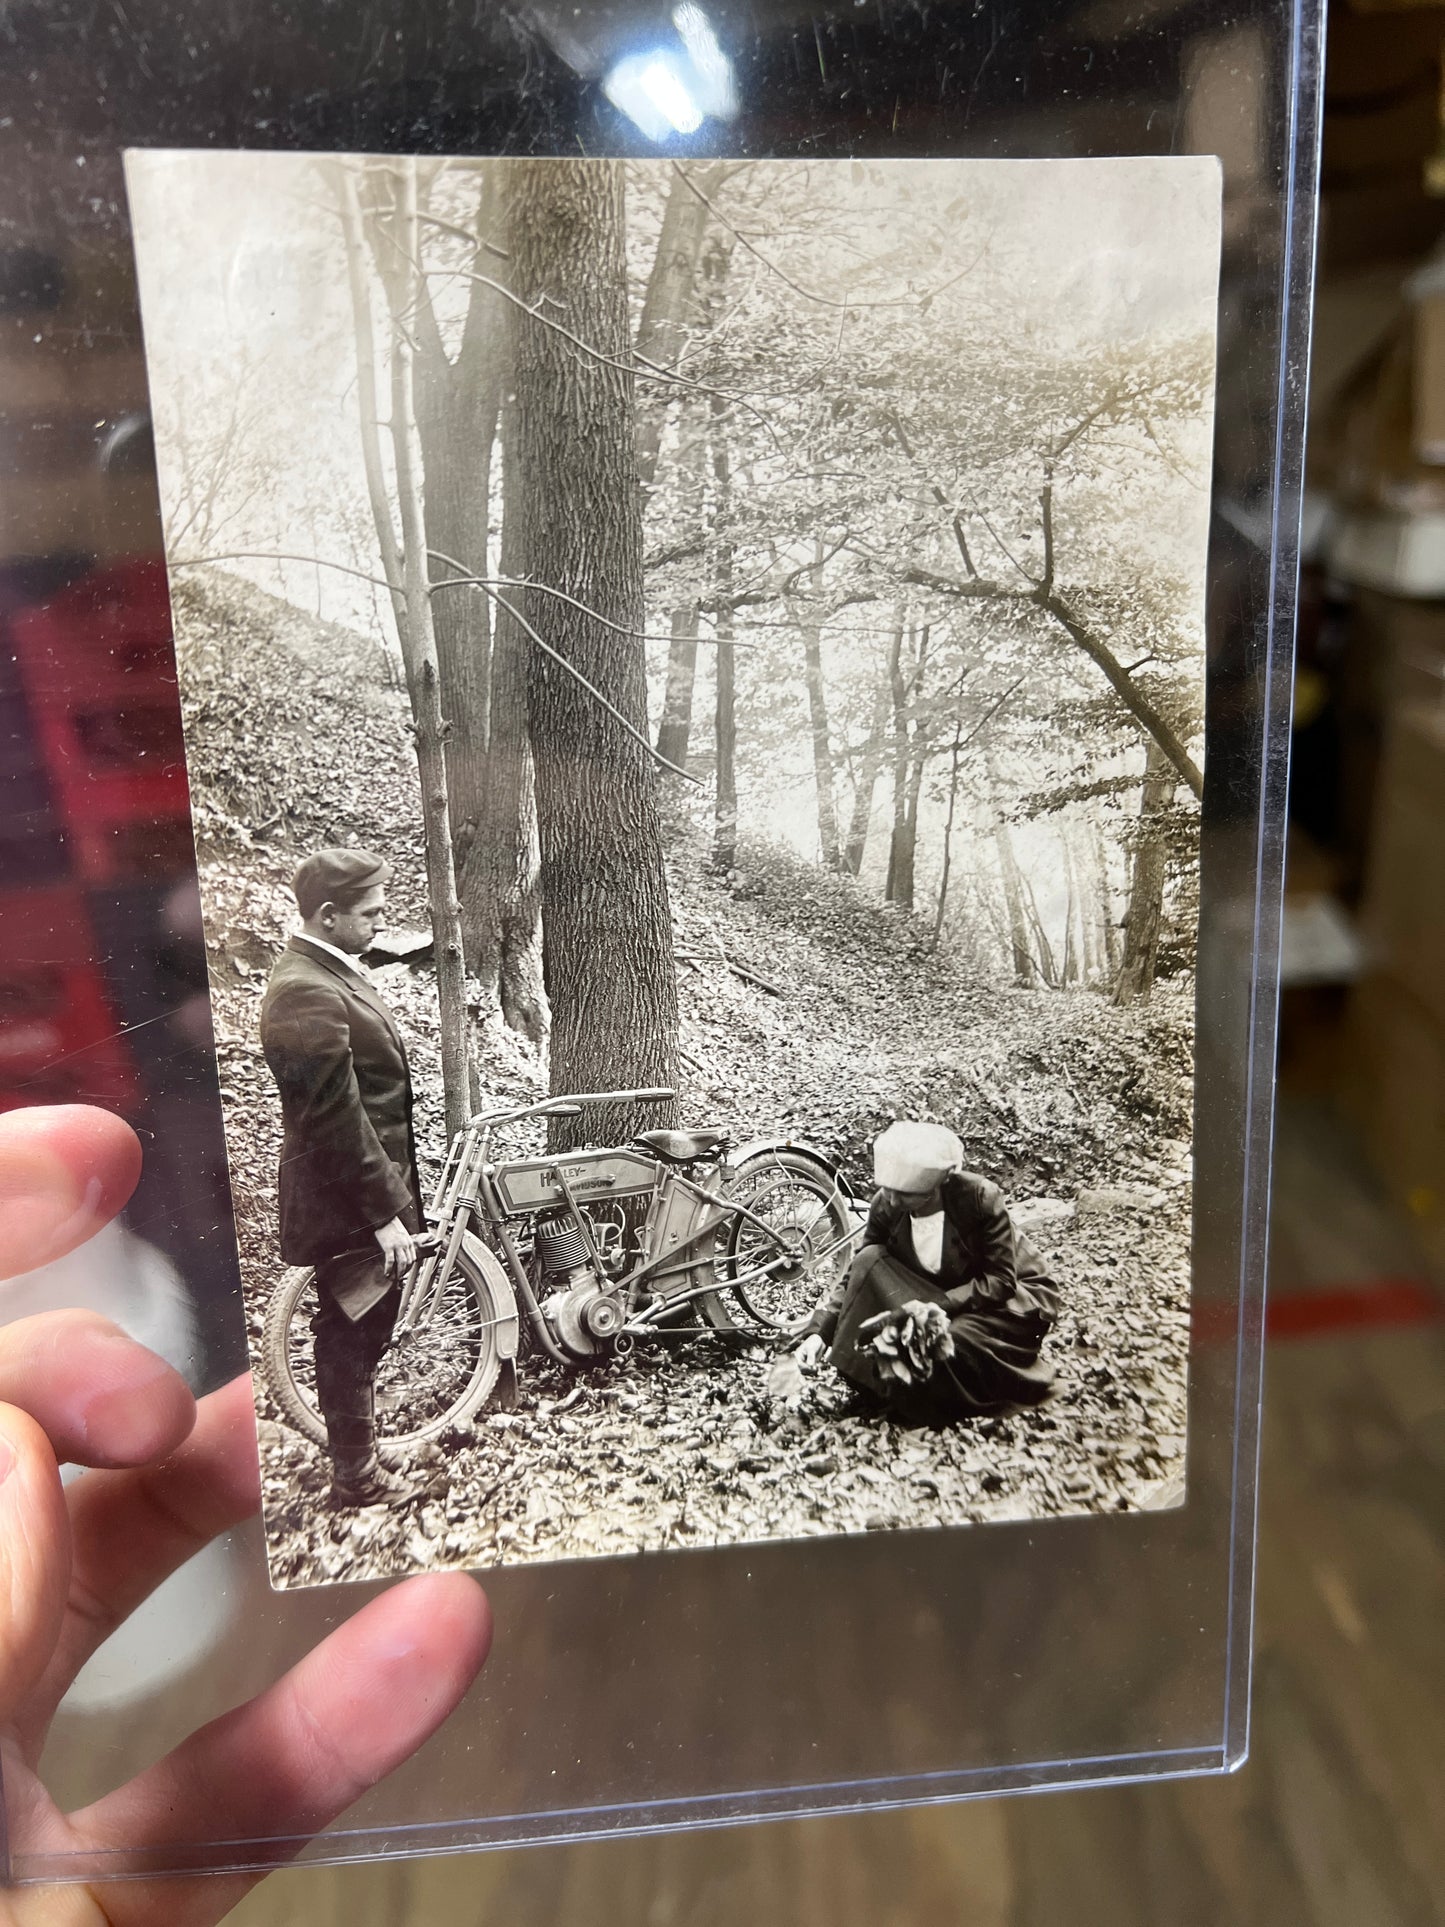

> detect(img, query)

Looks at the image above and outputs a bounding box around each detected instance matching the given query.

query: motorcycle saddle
[633,1128,727,1165]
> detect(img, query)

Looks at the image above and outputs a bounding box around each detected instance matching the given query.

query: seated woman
[797,1120,1059,1422]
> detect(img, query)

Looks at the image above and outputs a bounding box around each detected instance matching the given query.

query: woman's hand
[0,1104,492,1924]
[793,1333,826,1369]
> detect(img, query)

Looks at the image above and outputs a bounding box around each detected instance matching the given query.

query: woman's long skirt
[829,1244,1056,1421]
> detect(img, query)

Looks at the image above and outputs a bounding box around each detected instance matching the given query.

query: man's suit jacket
[259,937,422,1267]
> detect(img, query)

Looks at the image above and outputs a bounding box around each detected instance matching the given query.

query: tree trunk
[334,168,407,639]
[633,165,724,496]
[798,541,841,871]
[655,604,700,772]
[710,395,737,872]
[884,619,908,902]
[886,620,930,906]
[414,166,503,877]
[459,374,547,1048]
[896,642,933,913]
[802,618,842,870]
[652,398,707,778]
[376,160,473,1136]
[507,159,679,1149]
[844,627,897,878]
[1071,821,1103,981]
[993,820,1035,988]
[1114,742,1175,1008]
[1092,810,1120,973]
[930,723,966,949]
[1060,834,1080,985]
[1020,871,1058,987]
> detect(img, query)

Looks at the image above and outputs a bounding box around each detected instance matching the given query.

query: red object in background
[0,885,140,1115]
[8,558,192,884]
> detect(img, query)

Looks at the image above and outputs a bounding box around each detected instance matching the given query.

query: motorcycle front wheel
[260,1242,511,1448]
[717,1149,857,1336]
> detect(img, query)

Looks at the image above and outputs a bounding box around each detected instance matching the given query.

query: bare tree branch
[898,559,1204,800]
[668,163,992,314]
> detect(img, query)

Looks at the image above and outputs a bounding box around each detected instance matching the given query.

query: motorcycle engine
[535,1218,626,1358]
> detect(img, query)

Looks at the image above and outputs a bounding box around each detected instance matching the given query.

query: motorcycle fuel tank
[491,1148,660,1217]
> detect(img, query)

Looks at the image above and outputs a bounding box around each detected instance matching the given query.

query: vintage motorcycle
[261,1086,862,1450]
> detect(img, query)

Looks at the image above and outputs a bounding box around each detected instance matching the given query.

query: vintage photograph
[125,151,1218,1589]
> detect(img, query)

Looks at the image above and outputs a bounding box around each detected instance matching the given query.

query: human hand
[793,1334,826,1369]
[374,1215,416,1281]
[0,1105,491,1922]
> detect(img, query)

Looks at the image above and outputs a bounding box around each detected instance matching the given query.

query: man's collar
[292,932,371,982]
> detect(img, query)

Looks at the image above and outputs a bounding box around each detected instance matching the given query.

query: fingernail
[47,1176,105,1262]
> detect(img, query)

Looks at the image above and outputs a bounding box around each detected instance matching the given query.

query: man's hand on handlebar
[375,1215,416,1280]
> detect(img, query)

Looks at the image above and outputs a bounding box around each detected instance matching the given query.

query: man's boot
[317,1333,423,1509]
[328,1413,425,1508]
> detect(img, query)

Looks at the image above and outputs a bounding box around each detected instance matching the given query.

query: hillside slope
[173,568,1192,1586]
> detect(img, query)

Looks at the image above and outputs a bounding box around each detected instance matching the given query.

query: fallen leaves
[179,570,1195,1592]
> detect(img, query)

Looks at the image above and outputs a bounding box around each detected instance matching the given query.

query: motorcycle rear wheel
[260,1243,509,1448]
[717,1149,856,1336]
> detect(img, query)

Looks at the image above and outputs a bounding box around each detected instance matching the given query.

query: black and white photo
[125,151,1218,1590]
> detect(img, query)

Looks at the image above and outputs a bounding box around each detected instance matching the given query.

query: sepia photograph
[125,150,1218,1590]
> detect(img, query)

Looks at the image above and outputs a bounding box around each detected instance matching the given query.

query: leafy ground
[176,570,1192,1591]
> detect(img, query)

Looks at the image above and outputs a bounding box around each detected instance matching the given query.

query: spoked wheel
[260,1242,514,1448]
[717,1149,857,1336]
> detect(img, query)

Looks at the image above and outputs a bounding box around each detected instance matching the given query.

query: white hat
[873,1120,964,1191]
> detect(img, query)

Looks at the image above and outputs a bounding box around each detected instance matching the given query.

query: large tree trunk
[413,165,503,878]
[374,160,473,1135]
[459,376,546,1048]
[508,159,680,1149]
[710,394,737,873]
[1114,742,1175,1008]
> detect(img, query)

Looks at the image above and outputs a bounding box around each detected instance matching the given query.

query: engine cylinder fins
[535,1220,592,1275]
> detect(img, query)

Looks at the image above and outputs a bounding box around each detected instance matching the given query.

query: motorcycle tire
[717,1148,857,1336]
[260,1239,515,1449]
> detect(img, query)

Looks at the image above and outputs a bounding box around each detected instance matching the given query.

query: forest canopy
[128,151,1219,1139]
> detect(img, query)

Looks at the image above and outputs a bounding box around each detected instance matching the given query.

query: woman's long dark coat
[807,1171,1059,1419]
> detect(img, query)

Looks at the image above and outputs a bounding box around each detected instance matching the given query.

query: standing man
[260,848,424,1507]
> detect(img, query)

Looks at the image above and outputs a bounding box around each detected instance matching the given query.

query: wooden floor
[215,1092,1444,1926]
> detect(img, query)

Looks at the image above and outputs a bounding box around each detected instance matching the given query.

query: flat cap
[292,847,392,918]
[873,1120,964,1192]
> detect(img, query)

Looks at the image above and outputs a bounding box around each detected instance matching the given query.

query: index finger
[0,1106,142,1279]
[61,1572,492,1923]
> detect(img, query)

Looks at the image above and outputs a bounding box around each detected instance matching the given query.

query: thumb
[0,1106,142,1280]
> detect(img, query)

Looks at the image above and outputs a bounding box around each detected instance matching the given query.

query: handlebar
[466,1086,677,1130]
